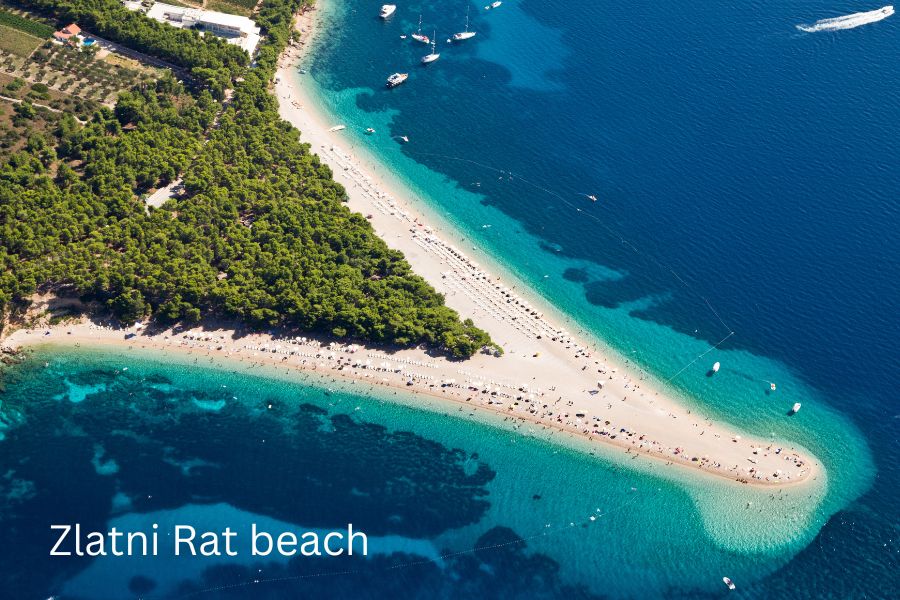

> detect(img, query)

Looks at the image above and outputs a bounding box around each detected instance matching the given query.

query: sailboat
[411,15,430,43]
[422,33,440,63]
[453,6,477,40]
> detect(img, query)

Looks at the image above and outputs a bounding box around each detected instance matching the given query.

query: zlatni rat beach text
[49,523,368,557]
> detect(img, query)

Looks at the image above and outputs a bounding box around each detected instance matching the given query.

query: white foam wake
[796,5,894,32]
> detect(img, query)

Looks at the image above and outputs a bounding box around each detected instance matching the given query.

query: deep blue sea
[1,0,898,598]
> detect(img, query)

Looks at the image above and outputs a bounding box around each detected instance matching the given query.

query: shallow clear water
[291,0,897,595]
[0,346,872,598]
[1,0,898,597]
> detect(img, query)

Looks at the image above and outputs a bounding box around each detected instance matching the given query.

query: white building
[144,2,261,55]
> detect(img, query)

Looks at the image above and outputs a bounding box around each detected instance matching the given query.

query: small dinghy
[790,402,802,414]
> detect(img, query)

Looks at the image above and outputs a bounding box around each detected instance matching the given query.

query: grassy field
[0,23,43,57]
[205,0,256,17]
[0,9,54,38]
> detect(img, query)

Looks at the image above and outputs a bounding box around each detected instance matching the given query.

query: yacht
[422,34,440,63]
[380,4,396,19]
[411,15,430,43]
[386,72,409,87]
[453,6,477,40]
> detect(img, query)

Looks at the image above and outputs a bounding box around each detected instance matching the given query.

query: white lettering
[174,525,197,556]
[252,524,273,556]
[50,525,71,556]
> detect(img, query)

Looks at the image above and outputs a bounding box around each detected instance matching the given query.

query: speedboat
[723,577,736,590]
[386,72,409,87]
[365,128,376,134]
[453,6,477,40]
[380,4,396,19]
[422,35,440,63]
[791,402,802,414]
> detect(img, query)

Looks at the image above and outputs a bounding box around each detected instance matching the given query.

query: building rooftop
[144,3,261,54]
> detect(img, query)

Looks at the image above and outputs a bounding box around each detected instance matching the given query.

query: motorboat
[711,361,720,373]
[380,4,396,19]
[723,577,735,590]
[791,402,802,414]
[386,72,409,87]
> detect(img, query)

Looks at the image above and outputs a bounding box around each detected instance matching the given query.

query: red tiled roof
[54,23,81,39]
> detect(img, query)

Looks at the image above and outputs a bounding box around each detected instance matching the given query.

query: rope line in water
[167,488,646,599]
[405,150,736,380]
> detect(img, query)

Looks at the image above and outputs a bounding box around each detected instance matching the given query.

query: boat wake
[796,5,894,32]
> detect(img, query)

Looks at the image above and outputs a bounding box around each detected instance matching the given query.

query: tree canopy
[0,0,493,358]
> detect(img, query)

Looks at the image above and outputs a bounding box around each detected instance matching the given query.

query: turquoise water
[1,0,897,597]
[291,0,896,595]
[0,346,862,598]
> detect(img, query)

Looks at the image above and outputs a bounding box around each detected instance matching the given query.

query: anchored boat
[422,34,440,64]
[380,4,396,19]
[453,6,477,40]
[411,15,430,43]
[386,72,409,88]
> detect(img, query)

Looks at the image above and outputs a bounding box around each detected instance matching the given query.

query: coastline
[0,2,822,491]
[267,1,821,487]
[4,320,818,491]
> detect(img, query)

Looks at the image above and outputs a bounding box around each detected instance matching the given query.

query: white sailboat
[411,15,430,43]
[453,6,477,40]
[422,33,440,63]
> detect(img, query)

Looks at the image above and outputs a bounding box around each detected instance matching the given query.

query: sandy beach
[0,2,822,490]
